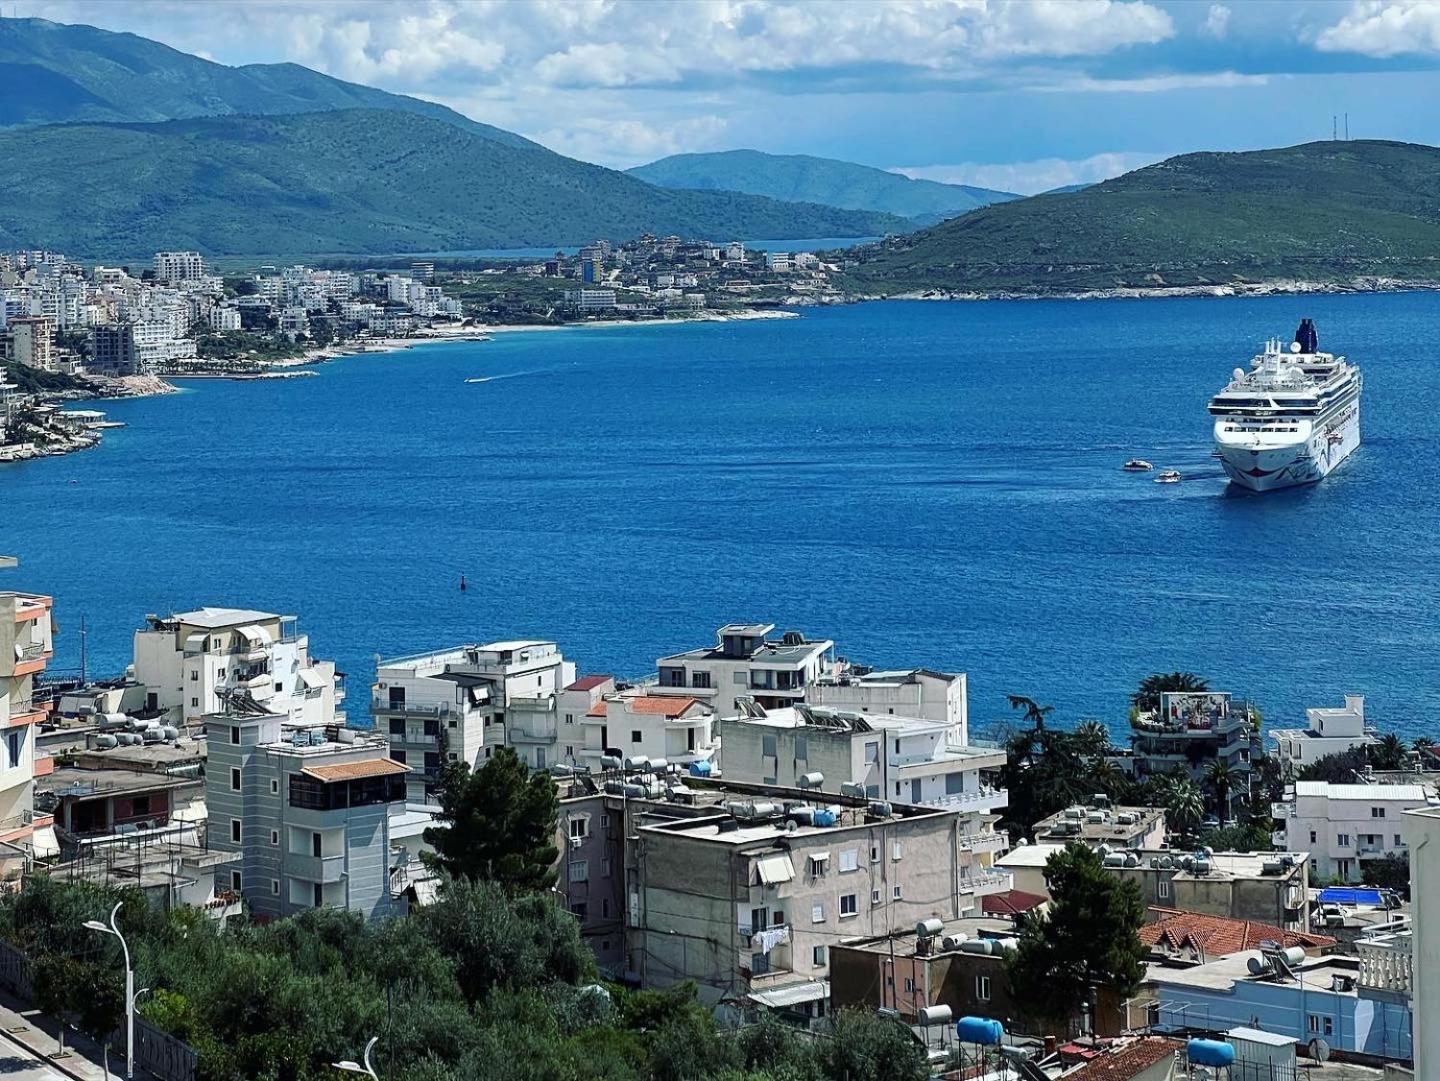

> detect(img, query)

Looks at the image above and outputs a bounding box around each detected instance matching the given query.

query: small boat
[1122,459,1153,472]
[1154,470,1182,484]
[464,377,491,384]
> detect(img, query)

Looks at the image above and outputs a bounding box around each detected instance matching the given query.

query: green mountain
[844,140,1440,295]
[0,17,535,148]
[628,150,1018,224]
[0,110,911,258]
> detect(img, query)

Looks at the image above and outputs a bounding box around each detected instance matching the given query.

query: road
[0,1037,83,1081]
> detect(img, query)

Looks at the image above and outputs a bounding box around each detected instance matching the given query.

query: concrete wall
[1405,807,1440,1077]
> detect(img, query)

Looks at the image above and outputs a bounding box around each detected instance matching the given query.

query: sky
[11,0,1440,193]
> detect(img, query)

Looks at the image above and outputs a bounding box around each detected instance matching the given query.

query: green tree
[1298,746,1370,784]
[817,1010,928,1081]
[1006,695,1054,733]
[1204,760,1237,825]
[1007,843,1147,1025]
[1364,854,1411,898]
[424,748,560,891]
[1072,720,1111,755]
[1372,734,1408,770]
[1157,776,1205,837]
[1131,672,1208,714]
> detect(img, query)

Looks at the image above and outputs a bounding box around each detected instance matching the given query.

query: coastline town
[0,565,1432,1079]
[0,239,833,463]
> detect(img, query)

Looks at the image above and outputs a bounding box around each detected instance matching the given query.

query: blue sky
[14,0,1440,191]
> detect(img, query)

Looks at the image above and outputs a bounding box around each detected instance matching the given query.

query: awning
[302,757,409,783]
[410,878,439,906]
[753,854,795,885]
[298,669,327,690]
[236,624,273,645]
[748,981,829,1009]
[30,827,59,860]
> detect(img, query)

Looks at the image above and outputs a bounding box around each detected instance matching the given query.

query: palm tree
[1072,719,1111,755]
[1006,695,1054,731]
[1205,760,1236,826]
[1372,734,1408,771]
[1090,757,1125,794]
[1132,672,1209,714]
[1161,776,1205,836]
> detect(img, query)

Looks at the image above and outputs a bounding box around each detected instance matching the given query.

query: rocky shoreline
[855,276,1440,304]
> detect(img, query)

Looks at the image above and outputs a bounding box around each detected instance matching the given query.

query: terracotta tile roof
[1141,907,1335,958]
[588,695,699,718]
[586,701,609,717]
[981,889,1047,917]
[301,757,409,783]
[566,675,613,692]
[1064,1038,1183,1081]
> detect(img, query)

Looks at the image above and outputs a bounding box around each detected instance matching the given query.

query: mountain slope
[629,150,1017,223]
[0,17,536,148]
[844,141,1440,294]
[0,110,912,257]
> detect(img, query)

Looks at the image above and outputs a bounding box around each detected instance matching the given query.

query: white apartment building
[207,306,242,332]
[373,641,575,800]
[1269,695,1376,770]
[576,690,718,773]
[153,251,207,284]
[718,702,1007,815]
[656,623,837,716]
[1404,805,1440,1078]
[132,608,343,727]
[7,316,53,369]
[0,589,53,855]
[810,668,967,738]
[1274,781,1438,882]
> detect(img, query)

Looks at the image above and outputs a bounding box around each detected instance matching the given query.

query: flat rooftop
[837,916,1017,957]
[1035,804,1166,843]
[1295,781,1436,802]
[39,766,198,800]
[1150,951,1362,995]
[161,607,284,628]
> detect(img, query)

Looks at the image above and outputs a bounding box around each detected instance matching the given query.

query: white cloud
[1203,4,1232,39]
[1316,0,1440,57]
[535,115,731,170]
[893,151,1165,195]
[1039,70,1268,92]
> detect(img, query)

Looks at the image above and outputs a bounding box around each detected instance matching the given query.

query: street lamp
[82,901,135,1080]
[332,1035,379,1080]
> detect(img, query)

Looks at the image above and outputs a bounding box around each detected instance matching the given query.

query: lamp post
[82,902,134,1080]
[332,1035,379,1080]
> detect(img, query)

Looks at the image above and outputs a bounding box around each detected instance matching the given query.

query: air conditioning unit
[569,835,583,849]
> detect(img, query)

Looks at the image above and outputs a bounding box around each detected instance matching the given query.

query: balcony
[957,829,1009,854]
[930,786,1008,814]
[371,700,459,720]
[960,871,1012,898]
[287,852,347,884]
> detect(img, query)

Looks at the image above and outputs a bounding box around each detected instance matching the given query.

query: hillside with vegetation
[0,17,534,147]
[0,110,910,257]
[630,149,1018,224]
[842,140,1440,295]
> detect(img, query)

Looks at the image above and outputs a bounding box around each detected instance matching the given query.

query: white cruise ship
[1210,319,1362,492]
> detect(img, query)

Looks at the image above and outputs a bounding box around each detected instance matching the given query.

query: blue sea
[3,295,1437,739]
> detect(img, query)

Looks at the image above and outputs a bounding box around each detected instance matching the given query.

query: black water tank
[1294,318,1318,353]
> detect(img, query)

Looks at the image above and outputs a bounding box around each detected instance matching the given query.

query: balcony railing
[960,872,1012,897]
[16,641,45,661]
[957,829,1009,853]
[371,700,458,719]
[930,786,1008,811]
[286,852,347,884]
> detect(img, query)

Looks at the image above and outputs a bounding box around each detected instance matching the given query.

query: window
[1157,879,1170,900]
[865,742,879,764]
[838,848,859,872]
[314,883,323,907]
[762,734,777,757]
[733,671,747,685]
[230,767,241,791]
[570,817,589,839]
[977,975,992,1002]
[388,718,405,736]
[565,713,574,725]
[631,730,642,745]
[903,977,914,993]
[570,902,588,920]
[1396,834,1405,847]
[230,870,241,891]
[870,844,880,864]
[1372,807,1386,818]
[794,736,807,759]
[813,945,827,967]
[230,819,241,844]
[602,857,612,877]
[189,670,198,681]
[892,885,902,900]
[1307,1015,1333,1036]
[1310,830,1318,844]
[691,671,711,689]
[131,795,151,816]
[569,860,589,883]
[270,779,279,795]
[391,750,407,764]
[811,902,825,923]
[271,879,279,895]
[840,894,857,917]
[871,888,882,905]
[600,814,610,828]
[892,840,904,862]
[1337,833,1351,847]
[270,829,278,845]
[894,739,901,755]
[601,899,611,918]
[945,772,965,795]
[191,697,199,708]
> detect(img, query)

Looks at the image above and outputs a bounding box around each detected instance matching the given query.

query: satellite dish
[1232,367,1245,381]
[1290,341,1302,353]
[1307,1038,1331,1063]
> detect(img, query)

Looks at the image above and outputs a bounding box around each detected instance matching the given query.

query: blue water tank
[1187,1039,1235,1067]
[812,808,838,827]
[688,760,713,777]
[955,1017,1004,1046]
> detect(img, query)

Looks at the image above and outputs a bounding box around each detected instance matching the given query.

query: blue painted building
[1151,951,1411,1062]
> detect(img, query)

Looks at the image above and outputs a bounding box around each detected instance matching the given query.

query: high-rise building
[6,316,54,370]
[153,251,207,284]
[0,587,54,855]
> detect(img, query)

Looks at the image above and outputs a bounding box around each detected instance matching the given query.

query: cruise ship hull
[1215,402,1360,492]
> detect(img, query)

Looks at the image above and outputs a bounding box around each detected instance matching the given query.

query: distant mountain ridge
[0,17,535,147]
[0,110,911,257]
[629,150,1018,224]
[844,140,1440,295]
